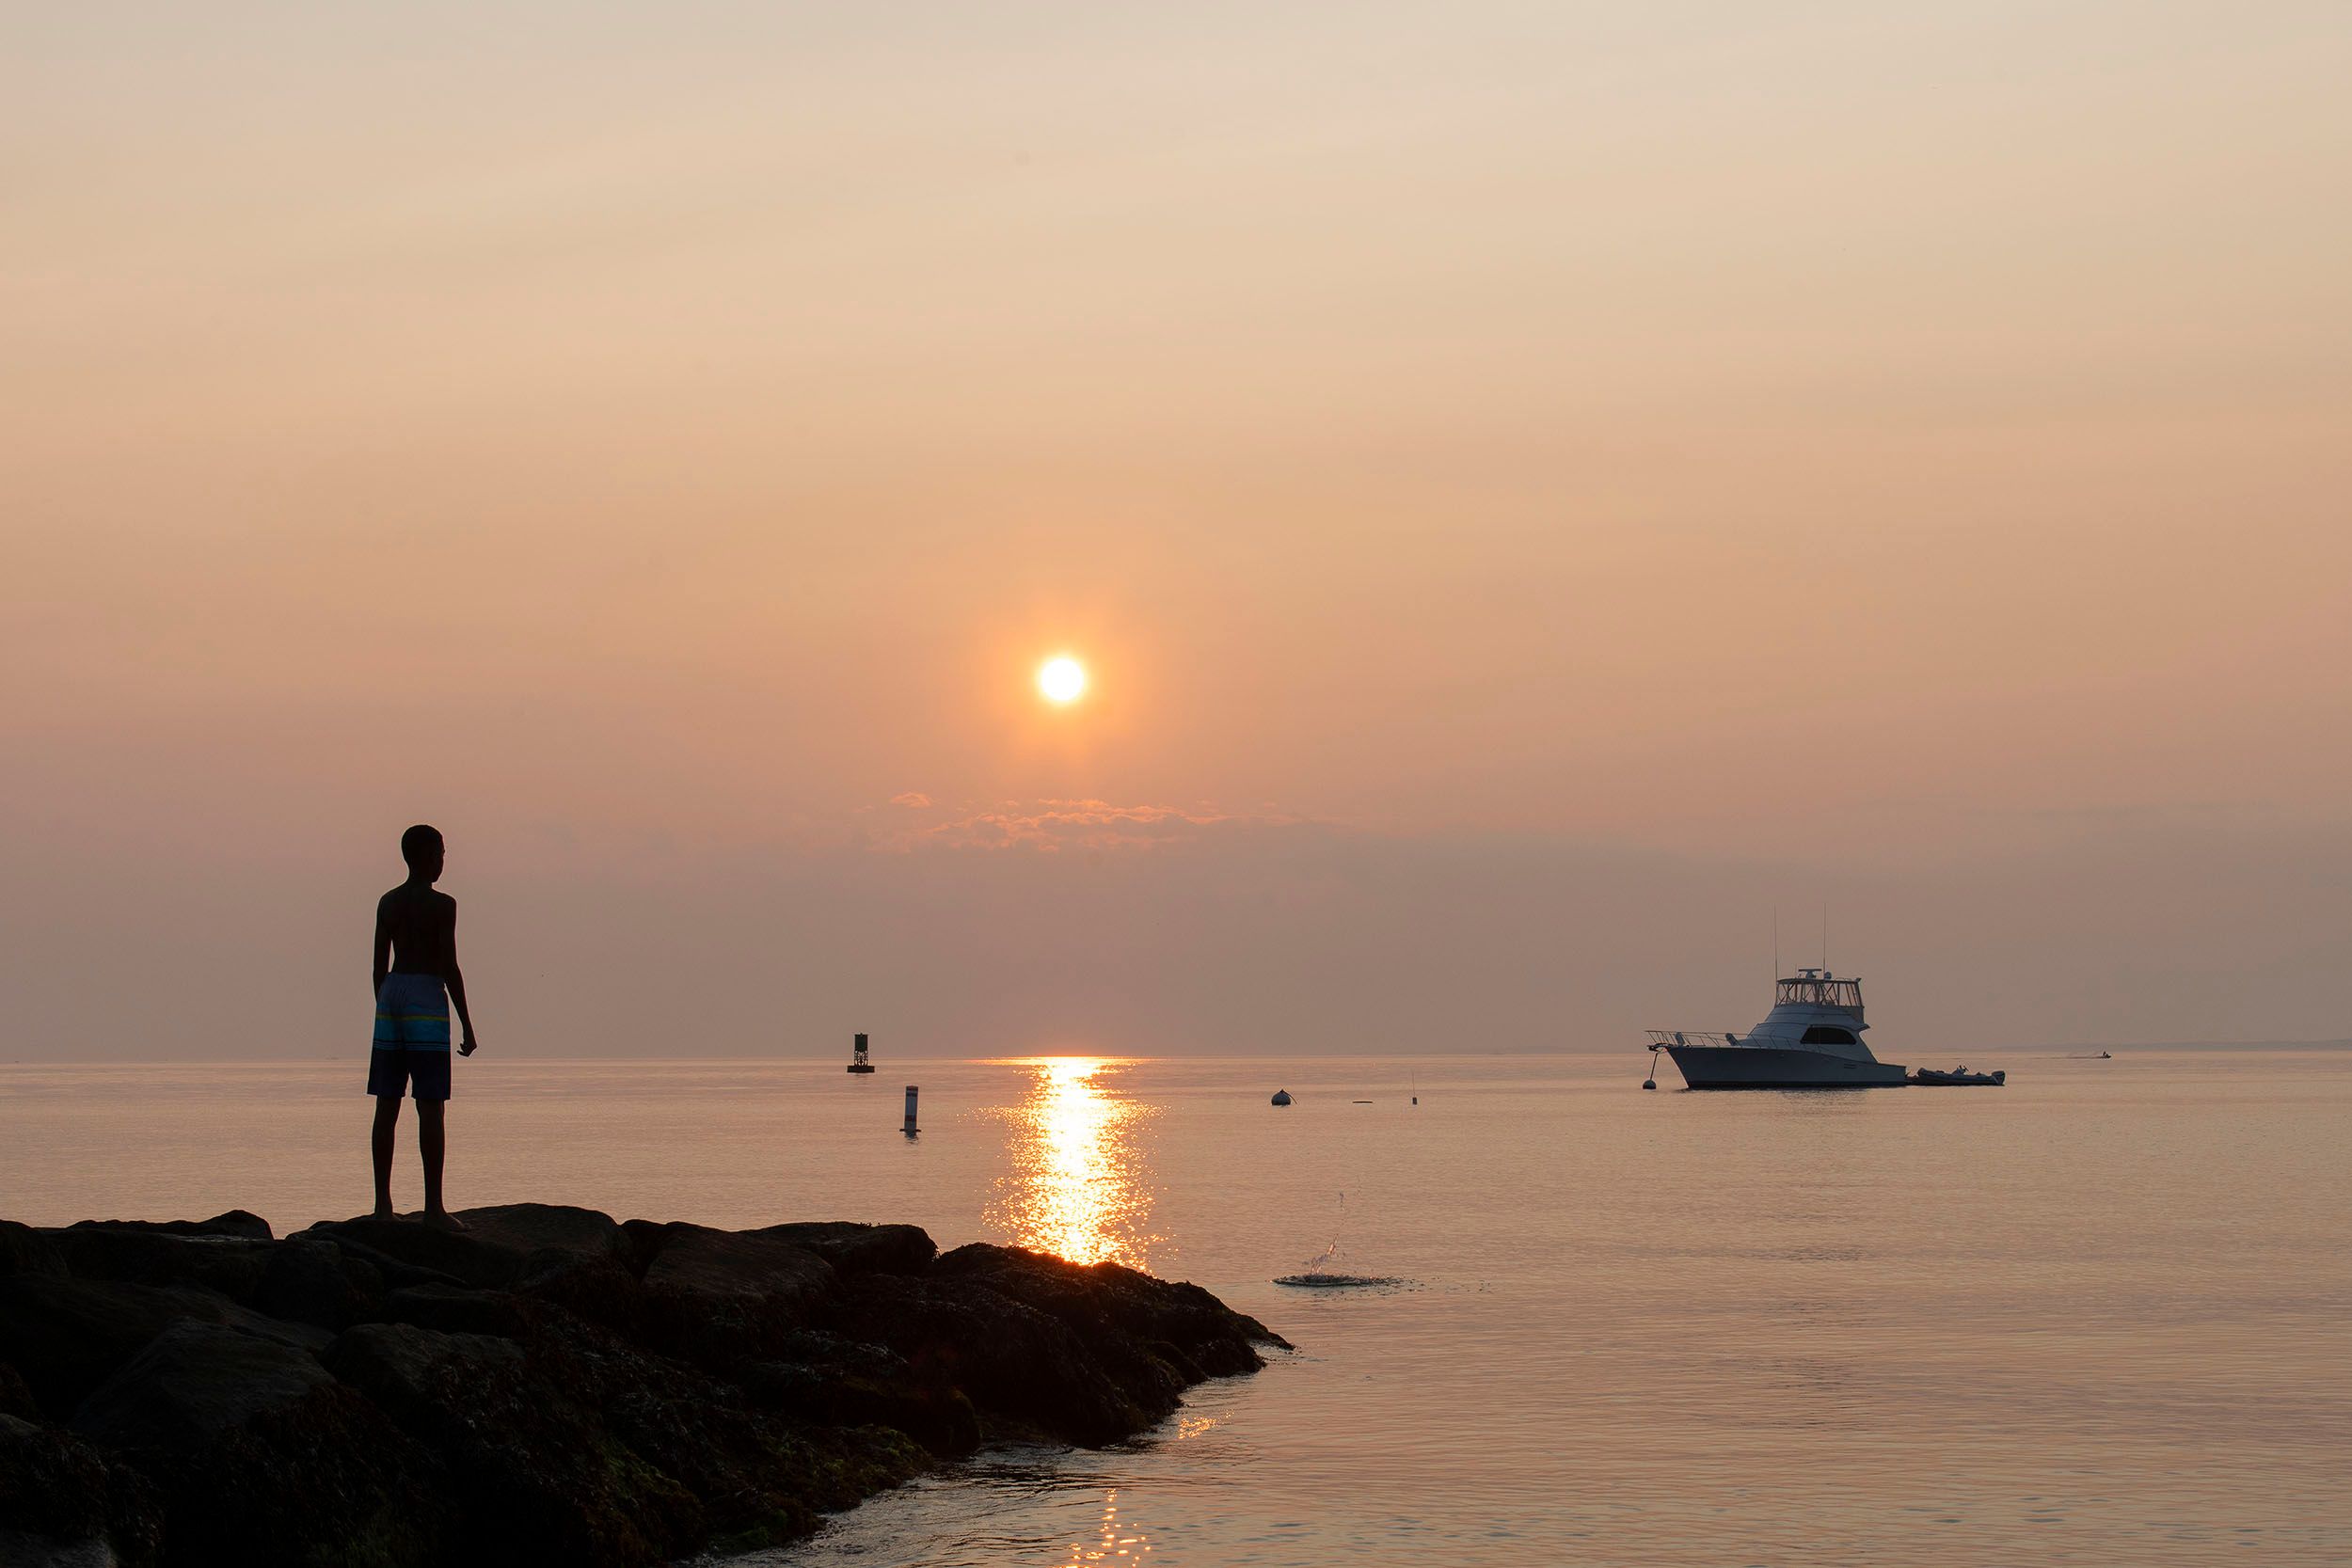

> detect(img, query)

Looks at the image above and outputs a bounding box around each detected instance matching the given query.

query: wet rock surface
[0,1208,1285,1566]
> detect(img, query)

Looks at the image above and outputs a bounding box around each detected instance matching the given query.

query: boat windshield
[1775,972,1864,1012]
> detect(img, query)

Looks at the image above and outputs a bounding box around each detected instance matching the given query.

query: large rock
[584,1357,918,1554]
[936,1243,1288,1375]
[300,1205,628,1311]
[451,1204,623,1264]
[828,1271,1155,1447]
[62,1212,271,1243]
[297,1217,519,1291]
[65,1322,449,1566]
[322,1309,923,1562]
[0,1414,159,1568]
[0,1276,321,1421]
[737,1331,980,1457]
[1,1274,193,1417]
[30,1221,364,1340]
[0,1366,35,1423]
[522,1317,922,1556]
[38,1229,274,1305]
[752,1223,935,1277]
[828,1248,1286,1449]
[0,1224,65,1282]
[65,1325,449,1568]
[379,1283,531,1339]
[323,1322,694,1568]
[71,1322,330,1449]
[0,1526,118,1568]
[628,1224,836,1369]
[252,1238,383,1332]
[634,1226,834,1304]
[273,1231,461,1294]
[320,1323,524,1415]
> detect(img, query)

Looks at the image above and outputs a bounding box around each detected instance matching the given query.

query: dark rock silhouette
[629,1221,840,1370]
[378,1281,530,1338]
[0,1206,1286,1566]
[0,1222,69,1281]
[754,1221,936,1277]
[1,1275,326,1421]
[62,1212,274,1243]
[72,1321,337,1449]
[0,1411,163,1566]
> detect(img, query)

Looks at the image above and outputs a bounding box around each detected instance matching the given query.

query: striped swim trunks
[369,972,453,1101]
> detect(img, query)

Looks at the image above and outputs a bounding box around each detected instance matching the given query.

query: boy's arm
[372,898,391,998]
[442,898,477,1054]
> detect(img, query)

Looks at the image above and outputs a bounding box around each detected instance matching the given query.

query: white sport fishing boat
[1648,969,1907,1089]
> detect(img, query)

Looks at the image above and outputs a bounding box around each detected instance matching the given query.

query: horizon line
[6,1038,2348,1069]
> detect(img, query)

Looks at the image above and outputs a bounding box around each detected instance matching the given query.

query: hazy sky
[7,4,2349,1058]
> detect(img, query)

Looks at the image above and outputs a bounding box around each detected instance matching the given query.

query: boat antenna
[1821,901,1828,971]
[1772,907,1779,982]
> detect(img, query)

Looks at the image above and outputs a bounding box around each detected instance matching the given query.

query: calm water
[5,1049,2348,1565]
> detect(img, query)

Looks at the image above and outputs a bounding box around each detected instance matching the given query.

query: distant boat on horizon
[1648,968,1908,1089]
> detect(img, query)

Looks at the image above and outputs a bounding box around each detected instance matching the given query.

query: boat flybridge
[1648,969,1907,1089]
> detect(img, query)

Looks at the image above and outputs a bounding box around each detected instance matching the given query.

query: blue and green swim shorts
[369,972,452,1101]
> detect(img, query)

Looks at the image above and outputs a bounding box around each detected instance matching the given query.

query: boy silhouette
[370,823,479,1228]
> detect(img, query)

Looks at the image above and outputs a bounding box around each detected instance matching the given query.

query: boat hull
[1662,1045,1908,1089]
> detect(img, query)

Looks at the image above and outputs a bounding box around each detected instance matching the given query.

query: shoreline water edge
[0,1204,1288,1566]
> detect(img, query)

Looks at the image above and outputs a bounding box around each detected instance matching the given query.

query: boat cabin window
[1800,1026,1858,1045]
[1775,972,1865,1013]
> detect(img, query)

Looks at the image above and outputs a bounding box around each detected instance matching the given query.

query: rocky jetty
[0,1206,1286,1567]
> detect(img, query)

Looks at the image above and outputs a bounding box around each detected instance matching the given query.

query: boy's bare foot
[422,1209,470,1232]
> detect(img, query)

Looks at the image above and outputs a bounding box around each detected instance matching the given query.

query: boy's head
[400,824,445,880]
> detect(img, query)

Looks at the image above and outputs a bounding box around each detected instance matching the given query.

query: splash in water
[1275,1191,1408,1288]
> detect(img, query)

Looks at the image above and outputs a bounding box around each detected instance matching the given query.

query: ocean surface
[5,1048,2348,1566]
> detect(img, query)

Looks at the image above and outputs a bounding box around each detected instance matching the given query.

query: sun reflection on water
[1062,1487,1148,1564]
[989,1057,1160,1270]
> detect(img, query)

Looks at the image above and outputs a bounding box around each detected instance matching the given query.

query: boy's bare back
[376,883,456,979]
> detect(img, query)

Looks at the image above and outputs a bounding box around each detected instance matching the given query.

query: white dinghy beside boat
[1910,1066,2004,1085]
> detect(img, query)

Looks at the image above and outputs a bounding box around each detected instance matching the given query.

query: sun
[1038,656,1088,705]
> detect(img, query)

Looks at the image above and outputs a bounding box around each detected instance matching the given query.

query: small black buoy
[1271,1089,1293,1106]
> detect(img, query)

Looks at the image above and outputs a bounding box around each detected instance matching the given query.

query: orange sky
[6,5,2349,1055]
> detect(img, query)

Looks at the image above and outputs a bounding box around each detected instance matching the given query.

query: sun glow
[1038,656,1088,705]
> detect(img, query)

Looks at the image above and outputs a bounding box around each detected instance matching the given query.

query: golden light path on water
[987,1057,1161,1272]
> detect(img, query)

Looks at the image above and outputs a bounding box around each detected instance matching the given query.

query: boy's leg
[371,1094,401,1218]
[366,1020,412,1218]
[417,1099,467,1230]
